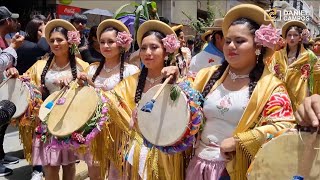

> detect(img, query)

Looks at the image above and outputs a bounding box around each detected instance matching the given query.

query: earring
[255,49,261,56]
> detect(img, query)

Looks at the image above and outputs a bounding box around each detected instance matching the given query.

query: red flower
[263,92,293,118]
[208,58,215,63]
[301,64,311,79]
[71,132,85,144]
[273,64,281,75]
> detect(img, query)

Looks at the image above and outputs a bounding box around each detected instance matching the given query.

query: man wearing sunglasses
[70,13,88,49]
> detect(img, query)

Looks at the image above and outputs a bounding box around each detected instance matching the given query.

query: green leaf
[114,12,134,20]
[150,1,157,9]
[142,0,149,21]
[113,2,139,18]
[170,85,181,101]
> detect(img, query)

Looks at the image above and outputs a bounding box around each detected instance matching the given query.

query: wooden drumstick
[56,79,79,105]
[0,75,13,88]
[141,75,173,113]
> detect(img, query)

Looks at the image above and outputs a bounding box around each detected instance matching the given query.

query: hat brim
[97,19,131,51]
[201,30,213,41]
[313,37,320,43]
[172,24,183,32]
[281,21,307,38]
[202,27,222,31]
[45,19,76,43]
[137,20,176,48]
[222,4,275,61]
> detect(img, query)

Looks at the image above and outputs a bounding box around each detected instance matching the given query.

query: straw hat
[137,20,176,48]
[281,20,307,38]
[97,19,131,51]
[222,4,275,60]
[313,37,320,43]
[201,30,213,42]
[171,24,183,32]
[45,19,76,43]
[203,18,224,31]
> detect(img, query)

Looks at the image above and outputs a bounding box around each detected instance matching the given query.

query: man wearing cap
[189,18,225,74]
[0,6,24,177]
[70,13,88,49]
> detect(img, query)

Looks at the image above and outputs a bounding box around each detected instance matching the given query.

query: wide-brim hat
[45,19,76,43]
[222,4,275,61]
[97,19,131,51]
[201,30,213,42]
[313,37,320,43]
[281,20,307,38]
[203,18,223,31]
[137,20,176,48]
[172,24,183,32]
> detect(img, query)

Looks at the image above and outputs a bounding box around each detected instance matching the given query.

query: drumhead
[0,78,29,118]
[39,91,60,121]
[137,84,190,146]
[247,132,320,179]
[47,86,99,137]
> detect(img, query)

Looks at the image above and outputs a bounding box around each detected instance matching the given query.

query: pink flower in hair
[162,34,180,53]
[255,24,281,50]
[116,31,133,49]
[301,29,310,43]
[67,31,81,45]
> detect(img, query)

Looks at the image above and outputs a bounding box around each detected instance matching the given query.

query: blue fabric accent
[203,42,224,59]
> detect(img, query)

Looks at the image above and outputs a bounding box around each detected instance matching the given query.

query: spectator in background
[187,38,195,57]
[70,13,88,49]
[80,25,103,63]
[16,16,50,74]
[0,6,24,177]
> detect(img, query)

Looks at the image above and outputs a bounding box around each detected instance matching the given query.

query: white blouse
[87,63,139,91]
[196,84,249,161]
[45,65,81,94]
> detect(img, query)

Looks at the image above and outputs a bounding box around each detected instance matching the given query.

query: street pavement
[0,126,89,180]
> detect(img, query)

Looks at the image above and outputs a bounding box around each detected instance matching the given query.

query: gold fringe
[18,120,36,163]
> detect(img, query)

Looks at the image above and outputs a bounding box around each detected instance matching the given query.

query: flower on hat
[162,34,180,54]
[67,30,81,55]
[254,24,281,50]
[116,31,133,50]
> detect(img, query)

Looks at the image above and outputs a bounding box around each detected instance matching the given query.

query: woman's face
[37,22,44,41]
[99,30,121,60]
[139,34,166,70]
[49,31,69,57]
[223,24,257,70]
[286,28,301,47]
[178,31,186,47]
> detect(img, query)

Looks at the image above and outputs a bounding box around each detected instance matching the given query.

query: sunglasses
[74,20,87,24]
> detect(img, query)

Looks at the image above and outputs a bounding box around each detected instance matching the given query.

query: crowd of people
[0,3,320,180]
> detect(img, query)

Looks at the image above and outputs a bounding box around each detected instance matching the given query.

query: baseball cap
[0,6,19,21]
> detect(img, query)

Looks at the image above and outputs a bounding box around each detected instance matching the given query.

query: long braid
[92,59,105,83]
[69,51,78,80]
[134,66,148,104]
[201,61,229,98]
[119,50,125,81]
[248,48,265,97]
[40,53,54,100]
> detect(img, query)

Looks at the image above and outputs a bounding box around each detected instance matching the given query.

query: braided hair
[40,27,78,100]
[134,31,166,104]
[202,18,266,99]
[91,27,126,82]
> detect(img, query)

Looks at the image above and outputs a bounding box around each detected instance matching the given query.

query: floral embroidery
[216,96,232,115]
[208,58,215,64]
[300,64,311,80]
[273,64,284,80]
[262,92,293,119]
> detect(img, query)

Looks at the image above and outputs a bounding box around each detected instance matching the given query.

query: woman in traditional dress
[164,4,296,180]
[26,19,89,180]
[269,20,320,110]
[83,19,139,180]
